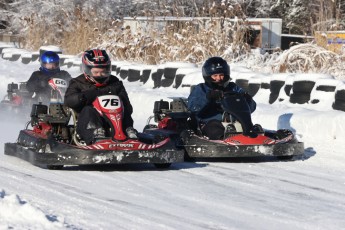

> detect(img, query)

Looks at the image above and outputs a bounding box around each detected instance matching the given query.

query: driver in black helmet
[64,49,137,145]
[187,56,256,140]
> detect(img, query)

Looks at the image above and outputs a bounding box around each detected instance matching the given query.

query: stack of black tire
[289,80,316,104]
[151,67,165,88]
[235,79,249,92]
[127,68,141,82]
[247,79,261,97]
[269,80,285,104]
[332,88,345,112]
[160,67,178,87]
[310,81,337,104]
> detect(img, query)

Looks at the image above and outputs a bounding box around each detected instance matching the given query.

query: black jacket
[26,70,72,99]
[64,74,134,127]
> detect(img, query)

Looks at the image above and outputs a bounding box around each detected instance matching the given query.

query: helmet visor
[90,67,111,77]
[84,65,111,78]
[43,62,59,70]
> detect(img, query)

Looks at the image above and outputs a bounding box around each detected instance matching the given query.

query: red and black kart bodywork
[5,129,183,169]
[144,95,304,160]
[0,82,33,116]
[4,82,184,169]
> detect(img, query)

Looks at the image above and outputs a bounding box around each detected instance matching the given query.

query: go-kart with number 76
[4,78,184,169]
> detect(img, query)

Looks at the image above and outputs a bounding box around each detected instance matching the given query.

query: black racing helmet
[202,57,231,88]
[82,49,111,85]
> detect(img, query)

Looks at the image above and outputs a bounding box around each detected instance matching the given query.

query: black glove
[81,88,100,104]
[242,92,252,100]
[206,90,224,101]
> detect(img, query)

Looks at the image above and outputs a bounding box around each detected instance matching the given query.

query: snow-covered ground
[0,56,345,230]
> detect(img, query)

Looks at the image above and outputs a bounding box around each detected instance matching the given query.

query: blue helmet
[40,51,60,74]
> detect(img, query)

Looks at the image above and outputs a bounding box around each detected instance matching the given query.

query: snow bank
[0,190,65,229]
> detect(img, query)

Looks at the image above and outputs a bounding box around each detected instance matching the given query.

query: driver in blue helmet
[187,56,256,140]
[26,51,72,101]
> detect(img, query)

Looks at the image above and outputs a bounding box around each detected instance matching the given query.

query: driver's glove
[206,90,224,101]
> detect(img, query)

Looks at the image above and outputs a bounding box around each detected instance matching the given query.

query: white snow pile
[0,190,65,229]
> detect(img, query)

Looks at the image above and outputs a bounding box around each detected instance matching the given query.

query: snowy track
[1,60,345,229]
[1,148,345,229]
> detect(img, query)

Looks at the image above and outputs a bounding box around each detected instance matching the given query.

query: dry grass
[92,17,251,65]
[21,6,114,55]
[20,4,250,64]
[241,43,345,80]
[19,3,345,79]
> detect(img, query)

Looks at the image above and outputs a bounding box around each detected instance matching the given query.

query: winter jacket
[187,82,256,123]
[26,70,72,100]
[64,74,134,127]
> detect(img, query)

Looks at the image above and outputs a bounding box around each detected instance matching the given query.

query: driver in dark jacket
[64,49,137,145]
[26,51,72,103]
[188,57,256,140]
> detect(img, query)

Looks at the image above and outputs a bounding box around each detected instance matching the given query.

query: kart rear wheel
[154,163,171,169]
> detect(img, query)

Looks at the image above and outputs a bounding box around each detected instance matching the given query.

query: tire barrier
[248,83,260,97]
[179,70,203,90]
[174,73,185,88]
[160,63,197,88]
[116,66,121,75]
[310,79,338,106]
[247,78,261,97]
[0,44,15,54]
[1,47,16,60]
[3,48,27,62]
[63,58,74,68]
[284,84,292,96]
[332,84,345,112]
[235,79,249,92]
[261,82,270,89]
[290,91,312,104]
[140,69,152,84]
[152,67,165,88]
[174,67,199,89]
[316,85,336,92]
[292,80,316,93]
[119,67,129,80]
[332,98,345,111]
[9,53,21,62]
[127,68,141,82]
[2,46,345,113]
[269,80,285,104]
[21,56,31,64]
[113,62,136,80]
[251,77,271,104]
[161,67,178,87]
[289,80,316,104]
[58,54,74,67]
[31,53,40,62]
[111,64,117,72]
